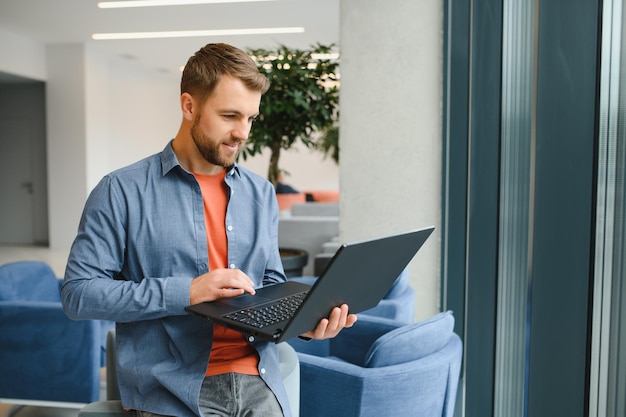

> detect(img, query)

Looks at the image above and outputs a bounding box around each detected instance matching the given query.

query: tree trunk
[268,143,281,188]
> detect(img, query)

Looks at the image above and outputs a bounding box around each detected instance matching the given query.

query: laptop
[185,226,434,343]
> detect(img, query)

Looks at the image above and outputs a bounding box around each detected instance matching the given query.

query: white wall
[339,0,443,320]
[240,141,340,191]
[46,44,89,249]
[105,58,180,177]
[85,46,112,191]
[0,28,46,81]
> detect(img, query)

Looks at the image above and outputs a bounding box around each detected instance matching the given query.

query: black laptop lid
[277,226,434,341]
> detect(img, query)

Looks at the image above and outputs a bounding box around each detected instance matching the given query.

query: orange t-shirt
[194,170,259,377]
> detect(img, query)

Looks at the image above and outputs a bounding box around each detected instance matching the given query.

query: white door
[0,119,34,244]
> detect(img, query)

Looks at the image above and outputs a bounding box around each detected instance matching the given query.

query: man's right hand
[189,268,256,305]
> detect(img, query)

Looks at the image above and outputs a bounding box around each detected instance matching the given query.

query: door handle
[21,182,33,194]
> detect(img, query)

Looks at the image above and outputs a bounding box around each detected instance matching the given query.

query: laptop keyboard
[224,291,308,329]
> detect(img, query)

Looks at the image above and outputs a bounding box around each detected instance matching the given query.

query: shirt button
[229,264,236,269]
[260,368,266,374]
[227,225,233,231]
[248,336,255,343]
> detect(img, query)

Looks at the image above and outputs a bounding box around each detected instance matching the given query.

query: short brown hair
[181,43,270,104]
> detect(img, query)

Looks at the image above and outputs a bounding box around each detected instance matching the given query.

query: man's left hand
[300,304,357,340]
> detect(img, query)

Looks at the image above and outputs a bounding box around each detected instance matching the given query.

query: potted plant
[241,43,340,187]
[241,44,340,277]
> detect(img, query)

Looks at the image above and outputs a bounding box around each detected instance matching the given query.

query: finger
[312,318,329,339]
[325,306,344,334]
[231,270,256,295]
[337,304,350,327]
[217,270,255,295]
[329,305,350,333]
[228,281,256,295]
[218,287,246,298]
[345,313,358,328]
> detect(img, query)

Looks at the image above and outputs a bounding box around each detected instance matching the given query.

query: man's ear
[181,92,195,121]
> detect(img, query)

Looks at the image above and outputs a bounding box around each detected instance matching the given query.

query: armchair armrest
[298,351,449,417]
[0,301,101,403]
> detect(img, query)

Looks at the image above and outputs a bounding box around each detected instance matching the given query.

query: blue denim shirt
[61,141,290,417]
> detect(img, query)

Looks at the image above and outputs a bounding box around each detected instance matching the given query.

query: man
[61,43,356,417]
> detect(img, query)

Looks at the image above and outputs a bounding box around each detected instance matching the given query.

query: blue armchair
[295,311,462,417]
[0,261,112,406]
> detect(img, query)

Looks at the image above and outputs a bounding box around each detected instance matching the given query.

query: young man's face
[191,75,262,169]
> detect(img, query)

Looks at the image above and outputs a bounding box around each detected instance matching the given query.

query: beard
[190,114,242,169]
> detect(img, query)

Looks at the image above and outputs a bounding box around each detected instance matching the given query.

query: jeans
[136,373,283,417]
[199,373,284,417]
[135,373,283,417]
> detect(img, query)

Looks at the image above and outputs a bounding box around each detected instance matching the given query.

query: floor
[0,404,80,417]
[1,245,86,417]
[0,245,70,277]
[0,405,12,417]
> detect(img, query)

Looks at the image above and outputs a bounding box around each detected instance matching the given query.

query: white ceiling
[0,0,340,78]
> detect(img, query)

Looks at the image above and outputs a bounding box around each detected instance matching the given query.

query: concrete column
[339,0,443,319]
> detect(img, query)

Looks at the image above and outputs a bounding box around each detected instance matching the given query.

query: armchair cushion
[364,310,454,367]
[328,315,400,366]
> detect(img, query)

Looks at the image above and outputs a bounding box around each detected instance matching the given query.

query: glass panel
[494,1,536,416]
[590,0,626,416]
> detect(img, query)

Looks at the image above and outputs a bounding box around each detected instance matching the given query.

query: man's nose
[233,122,252,141]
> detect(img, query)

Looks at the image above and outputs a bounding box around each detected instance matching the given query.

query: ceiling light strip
[97,0,276,8]
[92,27,305,40]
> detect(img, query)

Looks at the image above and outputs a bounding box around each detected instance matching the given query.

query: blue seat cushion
[0,261,61,302]
[364,310,454,368]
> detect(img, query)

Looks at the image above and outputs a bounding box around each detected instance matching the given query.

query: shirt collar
[160,140,180,175]
[227,164,242,178]
[160,139,242,178]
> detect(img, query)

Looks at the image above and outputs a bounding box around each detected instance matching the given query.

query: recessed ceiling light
[92,27,305,40]
[97,0,277,8]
